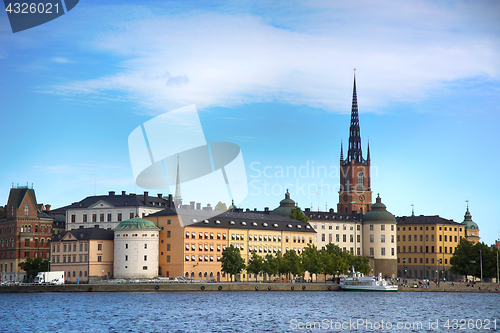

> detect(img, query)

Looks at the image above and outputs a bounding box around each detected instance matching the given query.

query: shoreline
[1,281,499,293]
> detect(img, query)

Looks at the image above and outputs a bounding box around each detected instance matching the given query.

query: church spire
[347,68,365,164]
[174,154,182,205]
[367,139,370,161]
[340,139,344,160]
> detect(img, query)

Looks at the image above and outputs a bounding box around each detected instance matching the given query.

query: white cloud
[50,0,500,114]
[52,57,70,63]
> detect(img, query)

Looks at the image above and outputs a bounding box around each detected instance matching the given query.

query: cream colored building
[113,217,160,279]
[306,210,363,255]
[50,227,114,283]
[64,191,168,230]
[361,195,397,278]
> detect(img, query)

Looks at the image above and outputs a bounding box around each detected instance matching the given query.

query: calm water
[0,291,498,332]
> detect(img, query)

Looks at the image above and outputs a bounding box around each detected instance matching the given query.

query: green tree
[289,206,309,223]
[246,251,264,282]
[263,254,278,281]
[351,255,370,275]
[214,201,228,211]
[301,244,324,282]
[450,238,475,277]
[18,257,49,282]
[220,245,246,282]
[283,250,303,281]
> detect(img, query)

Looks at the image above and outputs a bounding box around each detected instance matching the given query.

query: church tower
[338,70,372,214]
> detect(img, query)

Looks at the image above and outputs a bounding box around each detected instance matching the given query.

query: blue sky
[1,0,499,245]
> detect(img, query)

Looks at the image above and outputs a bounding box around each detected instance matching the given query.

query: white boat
[339,272,398,292]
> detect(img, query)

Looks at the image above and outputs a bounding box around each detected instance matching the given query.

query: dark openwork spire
[340,139,344,160]
[367,139,370,161]
[346,68,366,165]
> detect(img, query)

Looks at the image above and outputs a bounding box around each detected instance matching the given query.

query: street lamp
[470,260,476,283]
[437,259,442,281]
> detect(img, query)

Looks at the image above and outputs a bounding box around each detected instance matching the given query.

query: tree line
[220,243,371,282]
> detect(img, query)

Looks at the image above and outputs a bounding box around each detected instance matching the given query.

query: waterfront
[0,292,498,332]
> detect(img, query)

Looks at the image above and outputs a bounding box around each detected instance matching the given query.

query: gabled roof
[8,188,37,209]
[50,227,114,242]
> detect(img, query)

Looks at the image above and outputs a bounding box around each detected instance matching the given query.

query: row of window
[184,271,225,278]
[0,224,52,234]
[66,270,88,278]
[116,234,157,238]
[398,226,462,232]
[398,257,449,265]
[185,255,221,262]
[399,234,460,242]
[23,251,49,258]
[52,254,89,263]
[1,237,51,248]
[52,242,92,253]
[123,255,148,261]
[185,244,225,252]
[398,245,457,254]
[71,212,135,223]
[367,247,395,256]
[315,224,362,231]
[368,234,395,243]
[186,232,226,240]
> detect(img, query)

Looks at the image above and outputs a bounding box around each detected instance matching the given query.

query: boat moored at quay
[340,272,398,292]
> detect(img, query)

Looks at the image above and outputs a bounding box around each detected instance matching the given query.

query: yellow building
[50,227,114,283]
[396,215,466,281]
[146,208,316,282]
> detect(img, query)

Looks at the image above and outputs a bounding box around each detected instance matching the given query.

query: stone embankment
[1,281,498,293]
[0,282,338,293]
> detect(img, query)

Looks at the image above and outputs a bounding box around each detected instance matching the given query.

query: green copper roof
[362,194,396,223]
[113,217,160,230]
[273,190,296,217]
[461,205,479,230]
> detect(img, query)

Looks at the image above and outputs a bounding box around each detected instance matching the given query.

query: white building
[63,191,170,230]
[113,217,160,279]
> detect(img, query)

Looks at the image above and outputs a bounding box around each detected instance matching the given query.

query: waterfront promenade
[1,280,499,293]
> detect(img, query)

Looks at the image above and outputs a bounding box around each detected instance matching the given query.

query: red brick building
[0,185,54,282]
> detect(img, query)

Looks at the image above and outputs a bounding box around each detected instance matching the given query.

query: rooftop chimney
[168,194,173,208]
[196,203,201,210]
[45,204,51,211]
[329,208,334,214]
[264,207,269,212]
[109,191,115,196]
[190,201,195,209]
[122,191,126,195]
[157,193,163,198]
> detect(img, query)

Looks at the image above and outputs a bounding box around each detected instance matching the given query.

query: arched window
[24,205,29,216]
[35,225,38,233]
[357,171,364,190]
[344,172,349,191]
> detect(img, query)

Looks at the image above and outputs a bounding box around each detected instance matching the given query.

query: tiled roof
[187,211,316,233]
[396,215,462,226]
[306,211,362,222]
[63,193,169,210]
